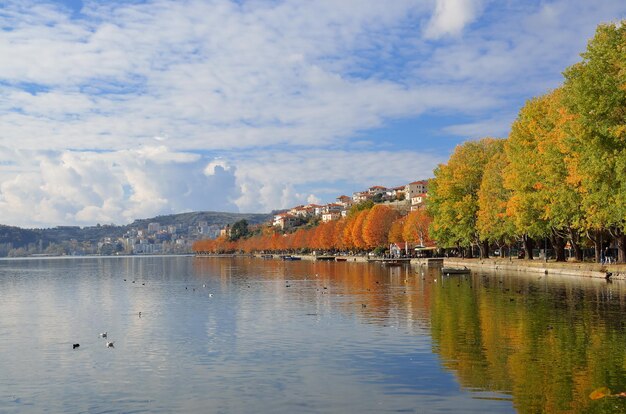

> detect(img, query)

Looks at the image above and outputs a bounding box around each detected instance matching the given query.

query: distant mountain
[0,211,272,254]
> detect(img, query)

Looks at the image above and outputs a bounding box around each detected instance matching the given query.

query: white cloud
[0,0,487,153]
[0,146,240,227]
[442,116,513,139]
[1,0,626,227]
[424,0,483,39]
[229,149,443,213]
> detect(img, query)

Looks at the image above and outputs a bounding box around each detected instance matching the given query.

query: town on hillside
[270,180,428,231]
[202,179,432,256]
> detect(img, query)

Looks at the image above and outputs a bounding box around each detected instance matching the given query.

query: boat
[441,266,471,275]
[382,260,404,266]
[281,255,301,261]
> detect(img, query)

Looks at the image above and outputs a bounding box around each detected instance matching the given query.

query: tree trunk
[466,245,473,259]
[618,234,626,263]
[551,232,566,262]
[569,228,584,262]
[477,239,489,259]
[523,235,534,260]
[586,229,602,263]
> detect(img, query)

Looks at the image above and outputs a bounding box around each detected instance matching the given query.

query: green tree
[229,219,250,241]
[427,138,503,258]
[563,21,626,262]
[504,89,584,261]
[477,146,516,256]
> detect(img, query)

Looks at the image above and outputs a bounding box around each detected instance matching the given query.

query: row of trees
[427,22,626,262]
[193,205,433,254]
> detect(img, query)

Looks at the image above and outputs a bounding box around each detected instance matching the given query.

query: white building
[405,180,428,199]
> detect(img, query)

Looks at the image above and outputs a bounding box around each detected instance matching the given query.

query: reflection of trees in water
[430,273,626,413]
[192,258,626,412]
[192,257,439,334]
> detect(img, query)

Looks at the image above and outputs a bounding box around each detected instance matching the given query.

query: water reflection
[429,271,626,413]
[1,256,624,413]
[194,258,626,413]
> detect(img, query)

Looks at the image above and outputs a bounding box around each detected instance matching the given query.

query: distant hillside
[128,211,270,229]
[0,211,272,252]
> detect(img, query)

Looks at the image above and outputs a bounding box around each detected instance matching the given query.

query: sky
[0,0,625,228]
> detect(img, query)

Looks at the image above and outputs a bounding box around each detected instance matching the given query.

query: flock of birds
[72,331,115,350]
[69,270,486,351]
[72,277,218,350]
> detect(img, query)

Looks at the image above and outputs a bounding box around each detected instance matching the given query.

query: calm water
[1,256,625,413]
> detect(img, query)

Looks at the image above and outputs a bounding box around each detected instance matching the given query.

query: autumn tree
[333,219,347,251]
[342,215,357,251]
[403,209,433,247]
[388,216,406,244]
[504,89,585,261]
[351,209,370,251]
[563,21,626,262]
[476,148,516,256]
[362,205,400,249]
[427,138,503,258]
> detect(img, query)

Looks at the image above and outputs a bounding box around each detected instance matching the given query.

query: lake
[1,256,625,413]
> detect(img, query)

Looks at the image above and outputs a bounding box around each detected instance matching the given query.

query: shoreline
[442,258,626,280]
[197,253,626,280]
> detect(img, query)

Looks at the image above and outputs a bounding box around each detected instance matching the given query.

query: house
[147,222,161,234]
[302,204,321,217]
[386,186,405,199]
[410,193,428,211]
[352,191,373,203]
[219,225,231,238]
[368,185,388,195]
[405,180,428,199]
[323,203,343,214]
[290,205,313,217]
[336,195,353,208]
[322,212,341,222]
[273,213,299,230]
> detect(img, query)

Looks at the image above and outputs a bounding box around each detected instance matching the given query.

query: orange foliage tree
[388,216,406,244]
[362,205,400,249]
[351,209,370,251]
[403,209,433,247]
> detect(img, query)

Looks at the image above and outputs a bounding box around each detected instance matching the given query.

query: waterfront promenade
[196,253,626,280]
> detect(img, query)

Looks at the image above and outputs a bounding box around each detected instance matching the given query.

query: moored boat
[281,255,301,261]
[442,266,471,275]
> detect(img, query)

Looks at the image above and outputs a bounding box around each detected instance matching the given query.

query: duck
[73,343,80,349]
[106,341,115,348]
[99,332,107,338]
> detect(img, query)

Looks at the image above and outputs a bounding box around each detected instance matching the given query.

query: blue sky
[0,0,625,227]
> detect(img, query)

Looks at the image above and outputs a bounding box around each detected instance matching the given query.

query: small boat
[442,266,471,275]
[281,255,301,261]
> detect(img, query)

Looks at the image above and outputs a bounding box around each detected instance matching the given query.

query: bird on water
[106,341,115,348]
[73,343,80,349]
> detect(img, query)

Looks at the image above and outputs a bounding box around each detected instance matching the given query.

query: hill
[0,211,272,256]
